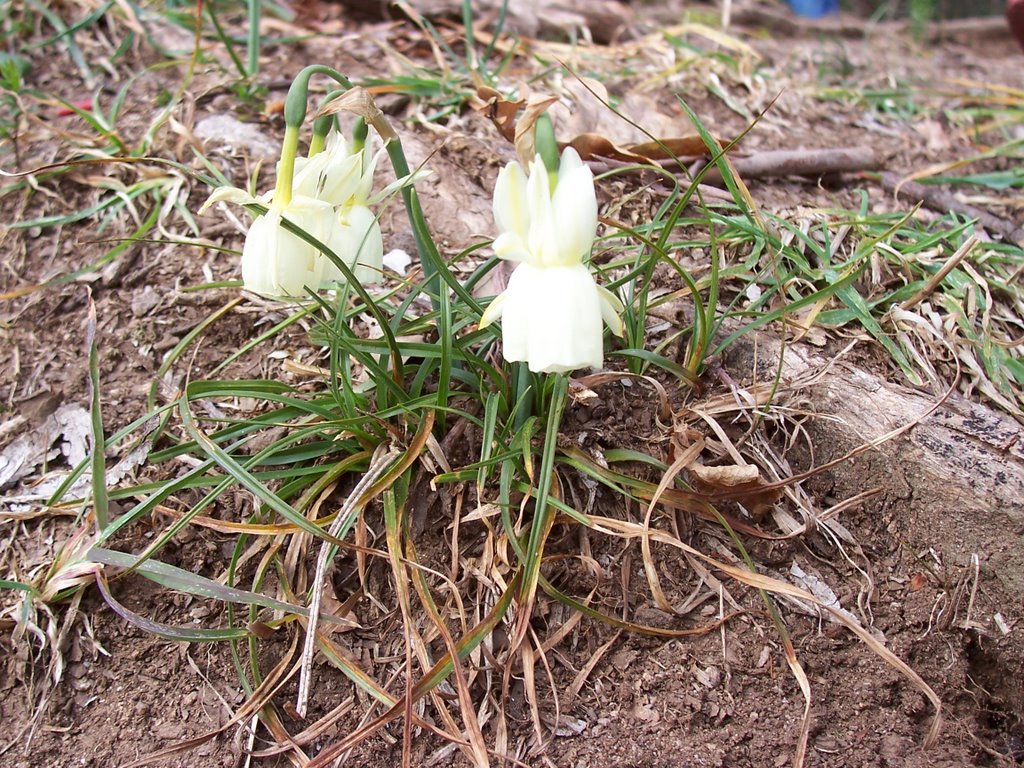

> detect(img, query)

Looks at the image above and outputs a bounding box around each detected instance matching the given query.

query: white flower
[199,128,386,296]
[293,129,384,286]
[325,203,384,286]
[202,186,337,298]
[292,130,378,208]
[480,147,623,374]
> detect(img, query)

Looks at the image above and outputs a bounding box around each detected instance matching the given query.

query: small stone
[194,115,279,163]
[131,286,161,317]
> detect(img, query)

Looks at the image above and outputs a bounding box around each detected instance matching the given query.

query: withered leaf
[688,463,782,516]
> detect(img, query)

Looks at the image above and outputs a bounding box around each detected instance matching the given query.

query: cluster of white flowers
[201,129,383,298]
[204,125,621,374]
[480,146,623,373]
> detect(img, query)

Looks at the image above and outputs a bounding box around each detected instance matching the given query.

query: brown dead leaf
[319,87,395,140]
[567,132,651,163]
[477,83,718,168]
[475,86,523,143]
[515,93,561,165]
[628,136,716,160]
[688,463,782,517]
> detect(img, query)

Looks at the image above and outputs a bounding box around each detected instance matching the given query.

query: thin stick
[296,443,399,718]
[695,147,878,186]
[881,172,1024,245]
[899,234,979,311]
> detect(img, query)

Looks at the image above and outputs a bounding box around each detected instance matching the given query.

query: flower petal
[242,196,336,298]
[499,262,604,373]
[319,151,364,205]
[478,291,507,329]
[369,166,433,206]
[492,231,530,263]
[596,283,625,337]
[493,160,529,242]
[354,143,386,203]
[324,204,384,285]
[242,209,324,297]
[291,151,330,199]
[199,185,256,214]
[525,156,557,266]
[551,147,597,265]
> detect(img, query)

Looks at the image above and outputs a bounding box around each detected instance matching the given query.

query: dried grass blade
[95,570,247,642]
[306,571,522,768]
[565,629,622,705]
[641,439,704,613]
[539,575,740,638]
[88,547,354,626]
[406,526,490,767]
[296,443,399,718]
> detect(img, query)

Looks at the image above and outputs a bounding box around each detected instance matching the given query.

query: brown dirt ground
[2,2,1023,767]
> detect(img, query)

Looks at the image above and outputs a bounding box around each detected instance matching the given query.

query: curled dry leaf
[567,132,652,164]
[476,86,724,167]
[475,86,524,143]
[688,462,782,517]
[514,93,561,164]
[319,86,395,141]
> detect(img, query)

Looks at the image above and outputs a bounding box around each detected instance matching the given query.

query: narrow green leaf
[88,548,352,625]
[96,572,248,642]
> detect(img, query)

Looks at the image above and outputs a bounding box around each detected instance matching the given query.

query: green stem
[246,0,260,77]
[274,69,355,200]
[273,124,300,206]
[283,65,353,128]
[351,117,368,154]
[308,115,332,155]
[382,138,443,310]
[309,87,355,155]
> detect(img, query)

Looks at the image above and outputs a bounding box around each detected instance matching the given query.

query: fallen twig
[692,147,878,186]
[880,172,1024,246]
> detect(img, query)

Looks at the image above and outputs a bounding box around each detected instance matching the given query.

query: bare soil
[2,2,1023,767]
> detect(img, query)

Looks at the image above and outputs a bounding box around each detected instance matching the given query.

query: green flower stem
[381,133,443,311]
[283,65,353,127]
[310,87,365,155]
[308,114,332,155]
[273,124,300,206]
[331,87,480,318]
[275,66,355,204]
[351,117,368,154]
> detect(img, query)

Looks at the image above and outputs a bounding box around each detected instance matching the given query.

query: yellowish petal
[478,291,507,329]
[493,161,529,241]
[198,185,256,214]
[493,231,530,262]
[498,262,604,373]
[551,147,597,265]
[596,283,625,337]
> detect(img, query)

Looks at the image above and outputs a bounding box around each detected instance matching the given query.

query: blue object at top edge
[786,0,841,19]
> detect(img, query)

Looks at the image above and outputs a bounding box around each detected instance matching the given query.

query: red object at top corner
[1009,0,1024,52]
